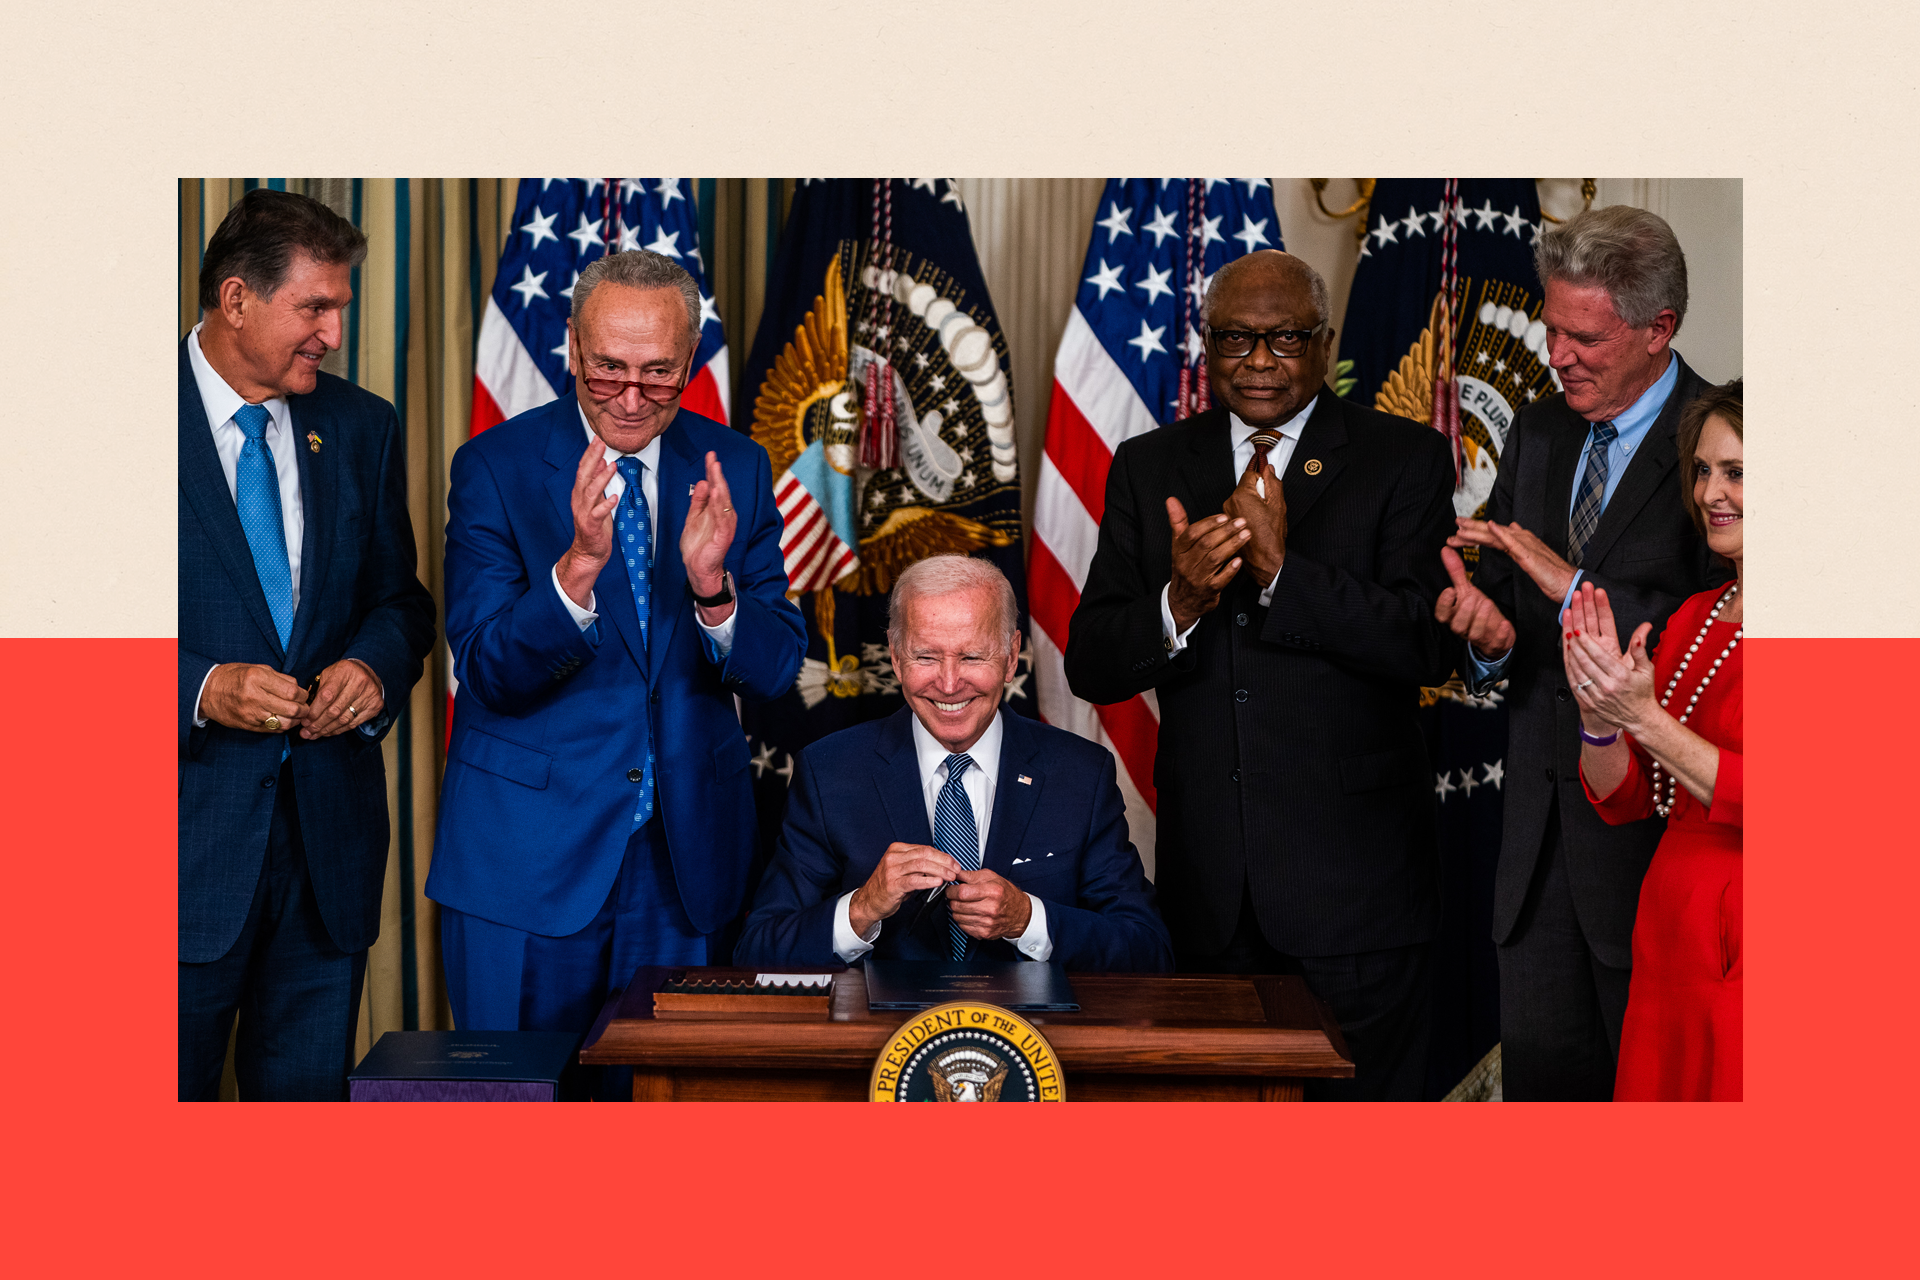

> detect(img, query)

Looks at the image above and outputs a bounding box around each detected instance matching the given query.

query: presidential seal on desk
[869,1002,1064,1101]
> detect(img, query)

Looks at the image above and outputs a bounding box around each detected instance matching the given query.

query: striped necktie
[933,752,980,960]
[1566,420,1618,568]
[613,457,655,827]
[233,403,293,649]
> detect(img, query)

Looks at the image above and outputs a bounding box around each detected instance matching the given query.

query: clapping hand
[1220,455,1286,585]
[1562,583,1657,736]
[1434,547,1515,660]
[1450,517,1577,602]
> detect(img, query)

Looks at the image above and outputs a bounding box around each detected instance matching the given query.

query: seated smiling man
[738,555,1172,972]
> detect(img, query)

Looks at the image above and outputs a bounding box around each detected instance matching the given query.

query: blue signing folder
[863,959,1080,1012]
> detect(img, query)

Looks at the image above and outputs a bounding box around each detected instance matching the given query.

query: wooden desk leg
[632,1070,674,1102]
[1259,1079,1305,1102]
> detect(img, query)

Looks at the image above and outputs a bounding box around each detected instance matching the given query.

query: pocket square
[1011,856,1030,865]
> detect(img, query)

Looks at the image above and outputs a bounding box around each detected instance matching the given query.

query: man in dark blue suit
[179,190,435,1101]
[738,556,1171,972]
[429,251,807,1054]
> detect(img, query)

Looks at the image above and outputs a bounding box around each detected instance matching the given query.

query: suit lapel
[284,394,332,671]
[873,709,933,847]
[648,413,698,685]
[1175,408,1237,524]
[1279,388,1349,530]
[1579,356,1698,569]
[178,341,287,664]
[983,711,1041,874]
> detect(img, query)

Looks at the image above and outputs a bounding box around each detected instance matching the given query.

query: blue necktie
[1567,420,1618,568]
[933,752,980,960]
[613,457,656,827]
[233,403,294,649]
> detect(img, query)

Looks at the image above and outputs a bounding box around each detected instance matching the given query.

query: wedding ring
[1575,679,1594,690]
[347,705,358,717]
[263,714,282,732]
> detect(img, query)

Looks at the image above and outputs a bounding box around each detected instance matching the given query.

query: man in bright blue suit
[738,556,1171,972]
[179,190,436,1101]
[429,250,807,1055]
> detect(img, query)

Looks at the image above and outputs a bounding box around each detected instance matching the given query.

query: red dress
[1582,586,1743,1101]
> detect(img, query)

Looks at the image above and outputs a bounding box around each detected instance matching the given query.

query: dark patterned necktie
[613,457,656,828]
[933,752,980,959]
[1566,420,1619,567]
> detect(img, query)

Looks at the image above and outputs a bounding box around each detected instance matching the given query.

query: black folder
[863,959,1079,1012]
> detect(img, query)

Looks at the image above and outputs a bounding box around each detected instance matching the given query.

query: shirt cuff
[192,665,216,728]
[832,891,883,963]
[1557,570,1585,624]
[1011,894,1052,961]
[552,564,598,631]
[1159,583,1202,655]
[1257,562,1282,608]
[1468,643,1513,684]
[693,575,737,657]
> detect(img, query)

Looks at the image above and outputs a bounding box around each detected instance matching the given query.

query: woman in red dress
[1561,380,1743,1101]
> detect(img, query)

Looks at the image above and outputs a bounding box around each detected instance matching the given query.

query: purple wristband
[1579,725,1622,747]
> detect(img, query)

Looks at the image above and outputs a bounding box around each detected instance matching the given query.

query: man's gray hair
[887,555,1019,655]
[1534,205,1689,332]
[571,250,702,339]
[1203,251,1332,327]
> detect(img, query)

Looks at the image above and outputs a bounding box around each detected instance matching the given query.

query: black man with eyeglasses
[430,251,805,1091]
[1066,249,1457,1099]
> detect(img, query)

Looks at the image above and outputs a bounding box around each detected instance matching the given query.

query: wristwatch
[690,572,734,608]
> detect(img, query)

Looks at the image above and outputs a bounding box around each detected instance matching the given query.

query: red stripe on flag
[1028,538,1158,810]
[679,366,728,426]
[469,377,505,437]
[1042,381,1114,528]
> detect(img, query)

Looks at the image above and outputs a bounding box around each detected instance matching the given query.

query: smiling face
[1692,413,1743,565]
[1204,253,1332,428]
[216,251,353,399]
[570,282,695,454]
[890,584,1020,754]
[1540,277,1677,421]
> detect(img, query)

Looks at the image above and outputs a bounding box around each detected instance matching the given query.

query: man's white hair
[886,555,1018,655]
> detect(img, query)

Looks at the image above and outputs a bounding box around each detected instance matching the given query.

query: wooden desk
[579,966,1353,1101]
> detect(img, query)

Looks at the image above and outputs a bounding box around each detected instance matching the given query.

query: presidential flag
[452,179,728,726]
[1028,178,1281,875]
[734,179,1030,860]
[1343,177,1549,1095]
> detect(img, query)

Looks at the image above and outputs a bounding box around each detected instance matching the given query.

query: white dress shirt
[1159,396,1317,652]
[188,323,380,729]
[831,711,1053,962]
[553,406,735,655]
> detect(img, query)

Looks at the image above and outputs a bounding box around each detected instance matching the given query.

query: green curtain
[178,178,792,1096]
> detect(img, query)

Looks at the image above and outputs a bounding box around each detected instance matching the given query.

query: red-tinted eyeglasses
[576,347,695,403]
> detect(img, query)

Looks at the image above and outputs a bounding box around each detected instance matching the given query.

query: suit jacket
[426,397,807,938]
[736,708,1172,972]
[178,340,435,963]
[1468,354,1728,968]
[1064,393,1458,958]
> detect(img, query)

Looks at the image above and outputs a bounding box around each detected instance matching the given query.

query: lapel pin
[1017,774,1032,786]
[1304,458,1322,476]
[307,431,322,454]
[688,482,697,495]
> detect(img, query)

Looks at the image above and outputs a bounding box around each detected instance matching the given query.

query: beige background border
[0,1,1909,638]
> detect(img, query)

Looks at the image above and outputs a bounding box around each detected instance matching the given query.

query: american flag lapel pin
[1017,774,1032,786]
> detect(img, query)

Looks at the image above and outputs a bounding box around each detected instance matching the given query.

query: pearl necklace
[1650,582,1742,818]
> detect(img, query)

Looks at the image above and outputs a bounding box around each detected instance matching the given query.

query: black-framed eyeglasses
[1207,323,1327,360]
[576,344,696,403]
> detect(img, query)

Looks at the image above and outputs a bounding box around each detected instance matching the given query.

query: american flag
[1028,179,1280,871]
[452,178,728,723]
[471,178,728,434]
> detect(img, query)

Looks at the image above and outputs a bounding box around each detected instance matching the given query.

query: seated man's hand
[948,867,1033,941]
[849,842,963,938]
[199,663,309,734]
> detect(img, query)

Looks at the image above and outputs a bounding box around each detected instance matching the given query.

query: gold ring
[263,714,282,732]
